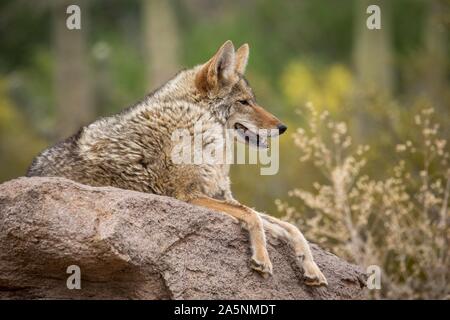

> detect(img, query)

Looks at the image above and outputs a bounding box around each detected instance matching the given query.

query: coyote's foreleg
[260,213,327,286]
[190,197,273,277]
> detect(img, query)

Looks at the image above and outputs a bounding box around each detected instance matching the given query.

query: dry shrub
[276,103,449,299]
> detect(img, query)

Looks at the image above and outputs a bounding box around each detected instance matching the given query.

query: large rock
[0,177,366,299]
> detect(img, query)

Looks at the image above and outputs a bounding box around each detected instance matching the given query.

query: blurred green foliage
[0,79,46,181]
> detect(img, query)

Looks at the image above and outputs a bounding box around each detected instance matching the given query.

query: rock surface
[0,177,367,299]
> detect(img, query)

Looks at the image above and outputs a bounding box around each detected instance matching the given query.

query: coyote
[27,40,327,286]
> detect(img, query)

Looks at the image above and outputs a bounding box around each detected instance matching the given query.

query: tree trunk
[53,0,93,140]
[142,0,180,90]
[421,0,448,110]
[352,0,394,142]
[353,0,393,96]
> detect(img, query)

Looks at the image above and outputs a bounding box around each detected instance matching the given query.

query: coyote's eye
[238,100,250,106]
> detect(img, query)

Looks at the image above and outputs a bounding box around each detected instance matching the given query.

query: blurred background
[0,0,449,298]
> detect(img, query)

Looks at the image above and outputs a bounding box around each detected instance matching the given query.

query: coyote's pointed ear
[235,44,249,75]
[196,40,238,94]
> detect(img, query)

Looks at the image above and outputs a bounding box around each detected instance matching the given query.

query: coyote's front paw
[250,252,273,278]
[302,259,328,286]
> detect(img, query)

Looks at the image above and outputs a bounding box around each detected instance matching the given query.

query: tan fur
[27,40,327,285]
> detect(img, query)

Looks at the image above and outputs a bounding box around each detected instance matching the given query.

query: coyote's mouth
[234,123,268,148]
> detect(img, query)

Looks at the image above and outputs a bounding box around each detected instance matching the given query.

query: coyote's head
[194,40,287,148]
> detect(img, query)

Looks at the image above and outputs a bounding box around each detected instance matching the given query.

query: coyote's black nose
[277,124,287,134]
